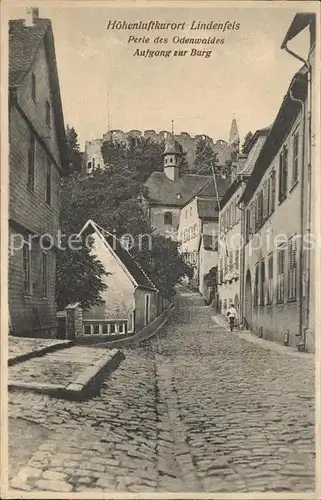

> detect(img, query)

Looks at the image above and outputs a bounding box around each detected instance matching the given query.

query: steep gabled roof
[240,67,308,205]
[197,176,231,199]
[78,220,157,292]
[196,198,219,219]
[9,18,68,172]
[144,172,212,206]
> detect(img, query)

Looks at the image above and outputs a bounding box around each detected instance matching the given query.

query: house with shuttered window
[217,127,269,315]
[239,12,316,352]
[8,8,67,337]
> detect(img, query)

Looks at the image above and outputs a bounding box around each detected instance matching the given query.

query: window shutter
[283,146,288,198]
[278,152,283,202]
[271,170,276,213]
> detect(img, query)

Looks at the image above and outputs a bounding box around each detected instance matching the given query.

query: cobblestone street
[9,289,315,494]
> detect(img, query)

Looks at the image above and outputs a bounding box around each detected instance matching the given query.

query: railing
[82,319,129,336]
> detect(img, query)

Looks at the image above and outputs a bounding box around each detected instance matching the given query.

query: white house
[77,220,159,336]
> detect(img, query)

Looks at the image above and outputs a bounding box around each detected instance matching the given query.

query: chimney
[24,7,39,27]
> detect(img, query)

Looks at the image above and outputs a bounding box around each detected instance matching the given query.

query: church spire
[228,116,239,145]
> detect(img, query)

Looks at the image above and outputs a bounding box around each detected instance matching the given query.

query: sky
[6,2,313,149]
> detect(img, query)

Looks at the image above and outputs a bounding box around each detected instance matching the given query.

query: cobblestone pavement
[8,289,315,494]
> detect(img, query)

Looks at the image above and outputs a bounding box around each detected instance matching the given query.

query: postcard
[1,1,320,499]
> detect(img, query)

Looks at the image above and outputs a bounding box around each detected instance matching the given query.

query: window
[45,100,51,127]
[256,191,263,230]
[31,73,36,101]
[263,180,269,220]
[23,242,31,294]
[276,245,285,303]
[145,294,151,325]
[267,253,273,304]
[229,251,233,272]
[292,128,299,186]
[87,161,92,171]
[185,210,187,219]
[251,201,256,235]
[84,324,91,335]
[164,211,172,225]
[246,208,251,241]
[260,260,265,306]
[189,206,192,216]
[46,159,51,205]
[269,169,276,215]
[254,264,259,307]
[278,146,288,203]
[28,132,35,190]
[288,236,297,301]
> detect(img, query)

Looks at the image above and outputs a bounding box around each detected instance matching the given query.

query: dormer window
[31,73,36,101]
[45,100,51,127]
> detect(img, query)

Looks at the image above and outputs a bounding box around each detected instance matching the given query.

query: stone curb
[64,348,125,400]
[8,349,125,400]
[8,381,66,397]
[8,340,73,367]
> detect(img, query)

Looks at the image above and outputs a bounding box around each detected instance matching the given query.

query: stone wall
[84,129,231,174]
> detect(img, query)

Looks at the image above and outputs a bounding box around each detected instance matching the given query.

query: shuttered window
[292,128,299,186]
[288,236,297,301]
[267,253,273,304]
[270,170,276,215]
[276,245,285,303]
[257,191,263,229]
[263,180,269,220]
[254,264,259,307]
[251,202,256,235]
[278,146,288,203]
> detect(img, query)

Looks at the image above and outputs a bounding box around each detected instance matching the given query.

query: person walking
[226,304,237,332]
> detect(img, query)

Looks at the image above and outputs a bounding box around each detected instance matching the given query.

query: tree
[132,235,193,299]
[66,125,83,174]
[56,242,108,311]
[241,131,253,154]
[57,165,191,306]
[192,136,218,175]
[101,136,165,182]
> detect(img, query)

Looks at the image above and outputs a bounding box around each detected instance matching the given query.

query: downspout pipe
[282,39,313,350]
[288,90,306,348]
